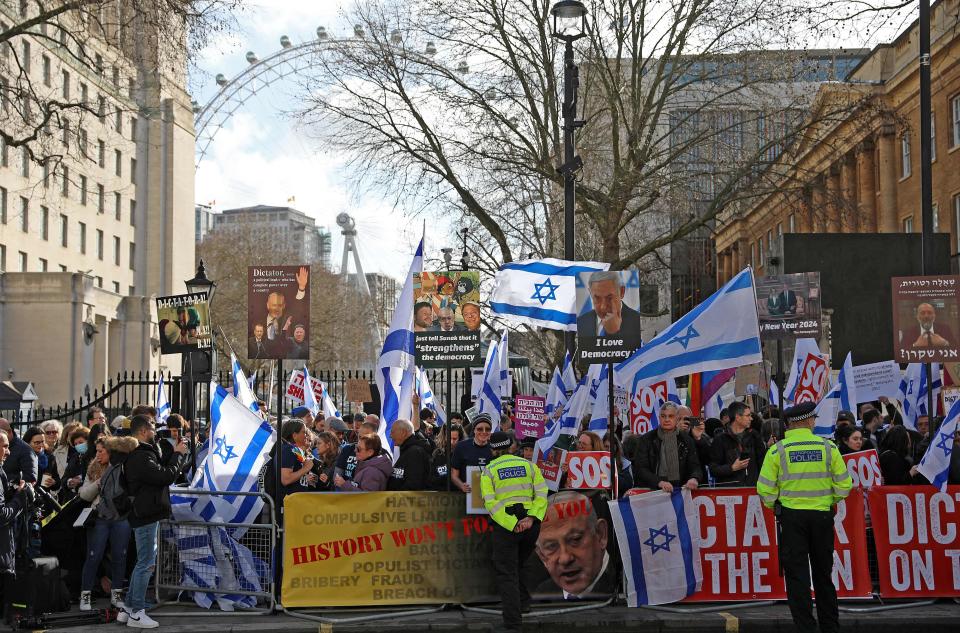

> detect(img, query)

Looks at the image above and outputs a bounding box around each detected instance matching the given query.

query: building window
[129,158,136,183]
[59,264,67,271]
[904,216,914,233]
[129,242,135,270]
[112,67,120,88]
[96,229,104,260]
[931,113,937,162]
[115,192,121,220]
[80,175,87,205]
[0,187,6,224]
[95,276,102,288]
[61,164,69,197]
[61,70,70,99]
[97,184,105,214]
[0,245,4,271]
[19,147,28,178]
[115,149,122,177]
[901,133,911,178]
[60,214,68,246]
[61,119,70,148]
[40,206,48,240]
[20,40,30,73]
[79,127,88,157]
[18,251,27,272]
[97,95,106,121]
[112,281,120,293]
[39,258,47,272]
[954,194,960,252]
[115,106,122,134]
[0,77,8,114]
[113,236,120,265]
[98,140,105,167]
[130,199,136,226]
[42,160,50,187]
[79,222,86,253]
[95,53,103,75]
[19,197,28,233]
[949,94,960,147]
[80,82,87,104]
[42,55,51,86]
[130,117,136,141]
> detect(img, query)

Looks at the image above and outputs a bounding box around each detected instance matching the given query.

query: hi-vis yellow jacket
[756,428,853,511]
[480,454,549,531]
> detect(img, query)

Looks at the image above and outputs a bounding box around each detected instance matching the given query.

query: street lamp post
[184,259,217,471]
[551,1,588,358]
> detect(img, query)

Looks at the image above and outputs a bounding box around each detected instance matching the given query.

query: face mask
[75,442,88,455]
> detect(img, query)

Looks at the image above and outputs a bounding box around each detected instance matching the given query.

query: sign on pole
[891,275,960,363]
[413,270,482,367]
[156,293,211,354]
[514,395,545,439]
[756,272,822,339]
[247,266,311,360]
[575,269,642,363]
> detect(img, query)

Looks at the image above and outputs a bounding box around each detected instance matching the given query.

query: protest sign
[628,380,670,435]
[282,492,497,607]
[842,449,883,489]
[466,467,487,515]
[156,293,211,354]
[684,488,871,601]
[793,352,829,404]
[575,269,642,363]
[247,265,310,360]
[346,378,372,404]
[868,486,960,597]
[413,270,481,366]
[514,395,545,439]
[852,361,901,403]
[942,386,960,412]
[734,363,768,397]
[564,451,612,489]
[756,272,822,339]
[891,275,960,363]
[285,370,324,404]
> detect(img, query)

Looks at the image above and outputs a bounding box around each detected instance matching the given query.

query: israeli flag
[614,268,762,393]
[588,365,628,437]
[898,363,942,431]
[302,366,321,418]
[498,330,511,398]
[231,354,259,413]
[608,489,703,606]
[319,382,341,419]
[534,374,592,464]
[917,398,960,491]
[813,352,857,437]
[155,375,171,427]
[477,333,505,428]
[376,238,423,453]
[545,352,576,418]
[416,368,446,427]
[784,338,823,404]
[769,379,780,408]
[172,384,275,526]
[490,258,609,331]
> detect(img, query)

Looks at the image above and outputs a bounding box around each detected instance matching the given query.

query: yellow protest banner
[281,491,497,607]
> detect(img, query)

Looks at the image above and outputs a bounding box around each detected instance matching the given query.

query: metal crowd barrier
[154,489,277,615]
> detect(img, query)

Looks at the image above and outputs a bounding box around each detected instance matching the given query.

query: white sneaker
[111,589,125,609]
[125,609,159,629]
[116,607,129,624]
[79,591,92,611]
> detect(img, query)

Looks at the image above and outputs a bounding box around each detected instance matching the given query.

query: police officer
[480,431,548,632]
[757,402,852,633]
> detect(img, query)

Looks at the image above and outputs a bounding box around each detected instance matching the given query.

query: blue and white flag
[490,258,609,331]
[231,354,259,413]
[498,329,511,398]
[534,374,592,465]
[917,399,960,491]
[172,384,275,526]
[155,375,171,427]
[784,338,823,405]
[813,352,857,437]
[477,333,505,428]
[769,379,780,408]
[609,489,703,606]
[588,365,629,437]
[545,352,576,418]
[416,368,446,427]
[302,367,321,418]
[898,363,942,431]
[320,382,341,420]
[614,268,762,393]
[376,238,423,453]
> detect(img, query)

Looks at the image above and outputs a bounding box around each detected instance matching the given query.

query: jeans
[127,523,158,612]
[81,517,131,592]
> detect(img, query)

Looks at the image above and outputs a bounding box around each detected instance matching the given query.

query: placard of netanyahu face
[247,265,311,361]
[575,269,642,363]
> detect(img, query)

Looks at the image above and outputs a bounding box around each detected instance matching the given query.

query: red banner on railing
[868,485,960,597]
[684,488,871,601]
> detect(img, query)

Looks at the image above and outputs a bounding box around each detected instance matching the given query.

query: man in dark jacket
[387,420,431,491]
[0,419,37,484]
[0,432,33,577]
[632,402,702,491]
[708,401,767,486]
[123,414,187,629]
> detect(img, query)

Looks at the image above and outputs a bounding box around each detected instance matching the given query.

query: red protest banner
[629,380,669,435]
[842,449,883,489]
[285,370,325,405]
[868,486,960,597]
[564,451,612,489]
[794,352,829,404]
[685,488,871,601]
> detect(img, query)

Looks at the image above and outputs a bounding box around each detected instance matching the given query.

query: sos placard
[629,380,670,435]
[868,486,960,597]
[794,352,829,404]
[842,449,883,489]
[564,451,612,489]
[685,488,871,601]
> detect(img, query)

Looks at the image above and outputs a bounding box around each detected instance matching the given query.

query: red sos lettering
[630,381,667,434]
[794,354,827,403]
[566,452,611,489]
[843,450,883,489]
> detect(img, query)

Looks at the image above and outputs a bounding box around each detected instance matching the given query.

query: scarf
[656,428,681,483]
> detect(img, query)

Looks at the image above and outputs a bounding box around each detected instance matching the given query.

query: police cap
[489,431,512,450]
[783,401,817,425]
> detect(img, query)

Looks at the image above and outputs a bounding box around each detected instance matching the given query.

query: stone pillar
[812,176,827,232]
[839,154,858,232]
[877,125,899,233]
[798,186,813,233]
[856,140,877,233]
[826,163,842,233]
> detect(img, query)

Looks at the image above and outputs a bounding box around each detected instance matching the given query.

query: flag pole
[607,361,616,499]
[273,358,284,603]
